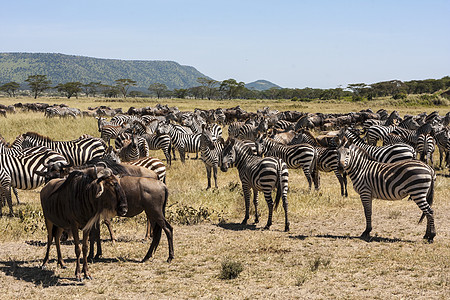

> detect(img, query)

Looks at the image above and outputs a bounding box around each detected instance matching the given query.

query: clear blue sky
[1,0,449,89]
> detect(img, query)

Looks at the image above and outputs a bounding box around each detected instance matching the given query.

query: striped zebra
[236,118,269,141]
[336,138,436,242]
[340,128,416,163]
[365,123,398,145]
[200,124,224,190]
[182,114,223,138]
[114,133,149,162]
[434,128,450,169]
[383,127,417,147]
[416,133,435,167]
[273,120,295,132]
[100,123,131,146]
[19,132,106,167]
[220,138,290,231]
[45,106,80,118]
[110,114,142,126]
[291,129,348,197]
[255,134,319,191]
[227,119,256,139]
[0,147,67,216]
[156,122,201,163]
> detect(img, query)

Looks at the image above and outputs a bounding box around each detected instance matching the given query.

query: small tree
[83,81,102,97]
[55,82,83,99]
[0,81,20,97]
[197,77,218,100]
[25,75,52,99]
[219,79,245,99]
[173,88,188,99]
[115,78,137,98]
[148,83,168,99]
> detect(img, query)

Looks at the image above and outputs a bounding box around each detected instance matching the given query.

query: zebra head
[156,121,171,135]
[220,138,236,172]
[201,124,216,149]
[254,134,267,156]
[336,137,354,170]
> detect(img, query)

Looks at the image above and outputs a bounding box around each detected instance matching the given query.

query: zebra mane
[0,134,11,147]
[24,132,55,142]
[297,129,319,145]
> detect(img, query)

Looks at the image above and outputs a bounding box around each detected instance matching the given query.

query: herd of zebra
[1,105,449,243]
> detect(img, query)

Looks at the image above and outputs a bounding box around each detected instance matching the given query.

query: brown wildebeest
[89,176,174,263]
[40,165,128,281]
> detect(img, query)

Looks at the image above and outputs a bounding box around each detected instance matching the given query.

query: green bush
[219,258,243,280]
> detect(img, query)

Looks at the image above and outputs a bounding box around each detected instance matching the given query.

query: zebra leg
[302,166,313,191]
[438,150,443,170]
[411,194,436,242]
[205,164,212,190]
[334,170,346,197]
[252,188,259,224]
[164,148,172,166]
[241,184,251,225]
[424,213,436,243]
[263,190,274,230]
[343,172,348,197]
[179,149,186,163]
[359,192,373,241]
[12,187,20,204]
[313,169,320,191]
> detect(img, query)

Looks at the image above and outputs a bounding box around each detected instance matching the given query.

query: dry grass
[0,97,449,299]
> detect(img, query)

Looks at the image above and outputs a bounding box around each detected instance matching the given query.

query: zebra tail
[274,160,283,211]
[419,172,435,224]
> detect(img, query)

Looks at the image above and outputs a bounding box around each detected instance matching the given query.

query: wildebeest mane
[85,157,131,175]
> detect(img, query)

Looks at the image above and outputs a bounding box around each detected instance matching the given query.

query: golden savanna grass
[0,96,449,299]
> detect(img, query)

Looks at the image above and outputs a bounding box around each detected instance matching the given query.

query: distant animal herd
[1,101,449,280]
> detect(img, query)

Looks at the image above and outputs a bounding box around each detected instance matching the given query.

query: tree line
[1,75,449,100]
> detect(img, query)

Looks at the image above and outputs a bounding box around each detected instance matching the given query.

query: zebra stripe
[20,132,106,167]
[220,138,290,231]
[0,147,67,215]
[337,140,436,242]
[341,128,415,163]
[156,122,201,163]
[434,129,450,169]
[255,135,318,191]
[200,125,224,189]
[128,156,166,183]
[416,133,435,166]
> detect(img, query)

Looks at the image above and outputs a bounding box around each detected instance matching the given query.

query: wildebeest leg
[88,221,102,260]
[41,219,54,269]
[162,220,174,262]
[54,226,66,268]
[12,187,20,204]
[103,219,116,242]
[71,227,83,281]
[205,164,212,190]
[252,188,259,224]
[142,223,162,262]
[241,184,251,225]
[213,165,218,189]
[81,230,92,280]
[144,217,153,240]
[263,190,274,230]
[359,192,373,242]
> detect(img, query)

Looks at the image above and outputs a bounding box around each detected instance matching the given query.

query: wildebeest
[40,165,128,281]
[89,176,174,263]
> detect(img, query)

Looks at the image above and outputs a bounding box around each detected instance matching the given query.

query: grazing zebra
[45,106,80,118]
[220,138,290,231]
[156,122,201,163]
[255,134,319,191]
[0,147,67,216]
[336,138,436,242]
[416,133,435,166]
[19,132,106,167]
[291,129,348,197]
[339,128,415,163]
[200,124,224,190]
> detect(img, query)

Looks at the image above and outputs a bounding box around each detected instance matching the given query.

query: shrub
[166,204,213,225]
[219,258,243,280]
[392,93,407,100]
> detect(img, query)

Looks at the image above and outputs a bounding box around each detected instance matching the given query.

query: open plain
[0,97,449,299]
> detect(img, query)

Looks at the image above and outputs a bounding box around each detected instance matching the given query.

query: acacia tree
[55,82,83,99]
[25,75,52,99]
[0,82,20,97]
[83,81,102,97]
[219,79,245,99]
[148,83,168,99]
[197,77,218,100]
[115,78,137,98]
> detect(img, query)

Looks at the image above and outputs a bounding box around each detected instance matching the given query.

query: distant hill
[245,80,281,91]
[0,53,209,90]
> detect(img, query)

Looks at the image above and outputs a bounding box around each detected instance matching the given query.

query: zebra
[416,133,435,167]
[182,114,223,138]
[220,138,290,231]
[365,123,399,145]
[383,127,417,147]
[156,122,201,163]
[19,132,106,167]
[434,128,450,169]
[0,147,68,216]
[200,124,224,190]
[114,133,149,162]
[100,123,131,146]
[45,106,80,118]
[273,120,295,132]
[227,119,256,139]
[236,118,269,141]
[110,114,142,126]
[255,134,319,191]
[339,128,416,163]
[336,138,436,242]
[291,129,348,197]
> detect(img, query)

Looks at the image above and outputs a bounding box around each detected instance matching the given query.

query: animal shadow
[216,222,259,231]
[290,233,414,243]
